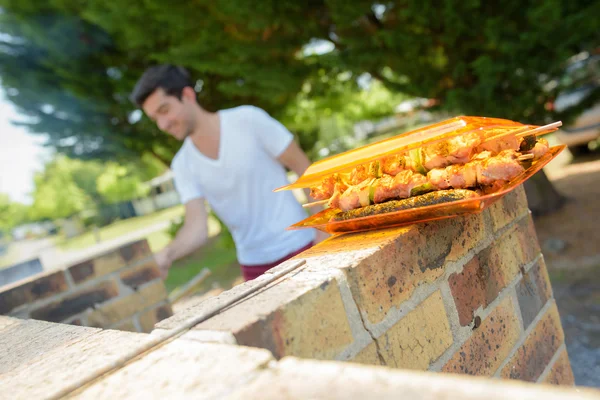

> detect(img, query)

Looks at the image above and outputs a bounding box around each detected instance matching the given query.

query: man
[130,65,326,280]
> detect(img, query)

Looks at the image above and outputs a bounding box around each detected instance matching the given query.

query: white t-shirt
[171,105,315,265]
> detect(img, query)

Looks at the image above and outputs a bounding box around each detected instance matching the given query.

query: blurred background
[0,0,598,386]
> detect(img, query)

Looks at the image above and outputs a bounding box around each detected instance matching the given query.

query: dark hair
[129,65,194,107]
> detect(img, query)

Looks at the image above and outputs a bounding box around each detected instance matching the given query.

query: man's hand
[154,248,172,279]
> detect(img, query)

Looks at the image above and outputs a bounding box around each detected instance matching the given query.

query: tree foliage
[28,157,95,220]
[26,155,161,221]
[0,0,598,163]
[96,164,149,204]
[0,194,28,232]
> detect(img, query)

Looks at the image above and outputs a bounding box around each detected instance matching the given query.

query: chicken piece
[372,174,396,203]
[429,150,523,190]
[448,163,478,188]
[381,154,406,176]
[350,164,369,185]
[475,134,520,154]
[421,142,450,171]
[338,179,372,211]
[471,150,493,161]
[372,170,428,202]
[393,170,428,199]
[530,138,549,159]
[420,133,483,171]
[447,132,482,164]
[427,168,450,190]
[476,150,524,185]
[327,182,345,209]
[310,172,351,200]
[310,175,337,200]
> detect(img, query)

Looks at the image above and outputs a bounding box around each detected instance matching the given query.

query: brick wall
[156,186,574,385]
[0,239,172,333]
[2,316,597,400]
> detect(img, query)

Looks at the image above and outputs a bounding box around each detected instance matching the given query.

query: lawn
[55,205,222,251]
[51,205,236,294]
[162,235,240,294]
[0,244,20,269]
[56,206,185,250]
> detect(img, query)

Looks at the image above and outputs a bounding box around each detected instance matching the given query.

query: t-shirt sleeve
[171,155,204,204]
[247,106,294,158]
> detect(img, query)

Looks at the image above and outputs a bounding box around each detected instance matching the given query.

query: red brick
[449,223,530,327]
[68,252,125,284]
[87,280,166,328]
[0,271,68,314]
[194,274,354,360]
[442,295,521,376]
[339,215,487,325]
[119,240,151,263]
[501,302,565,382]
[30,280,119,323]
[487,186,529,232]
[379,291,453,370]
[514,216,541,265]
[120,261,161,290]
[449,257,486,326]
[138,303,173,333]
[516,259,552,329]
[68,260,95,284]
[68,240,151,285]
[543,347,575,386]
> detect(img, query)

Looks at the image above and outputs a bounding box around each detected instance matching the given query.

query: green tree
[0,194,28,233]
[1,1,598,215]
[96,163,149,204]
[28,157,97,221]
[2,1,596,160]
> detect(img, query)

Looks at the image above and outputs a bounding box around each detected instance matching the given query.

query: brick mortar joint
[14,263,160,314]
[536,342,568,384]
[428,255,541,372]
[441,207,532,280]
[63,269,76,290]
[132,314,143,333]
[331,269,387,365]
[492,297,556,378]
[510,287,526,333]
[362,210,535,339]
[439,282,469,348]
[364,279,440,338]
[475,253,542,322]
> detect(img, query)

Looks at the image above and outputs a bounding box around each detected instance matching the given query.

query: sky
[0,92,51,204]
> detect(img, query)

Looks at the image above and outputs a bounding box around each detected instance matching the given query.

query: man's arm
[154,198,209,277]
[277,140,317,207]
[278,140,330,243]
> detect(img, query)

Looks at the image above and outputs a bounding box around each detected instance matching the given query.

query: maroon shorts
[240,242,314,281]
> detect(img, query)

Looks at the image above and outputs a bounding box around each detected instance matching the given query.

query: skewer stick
[483,121,562,143]
[302,199,329,208]
[515,121,562,138]
[517,154,535,161]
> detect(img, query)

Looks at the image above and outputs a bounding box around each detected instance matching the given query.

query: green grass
[0,244,20,269]
[56,206,186,250]
[163,235,240,293]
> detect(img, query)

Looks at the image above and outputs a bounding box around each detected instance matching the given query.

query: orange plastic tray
[287,145,565,234]
[275,116,557,193]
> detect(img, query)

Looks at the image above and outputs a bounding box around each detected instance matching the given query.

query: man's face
[142,88,195,141]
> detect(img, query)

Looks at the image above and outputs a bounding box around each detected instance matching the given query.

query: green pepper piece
[369,160,382,178]
[410,182,435,197]
[410,148,427,175]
